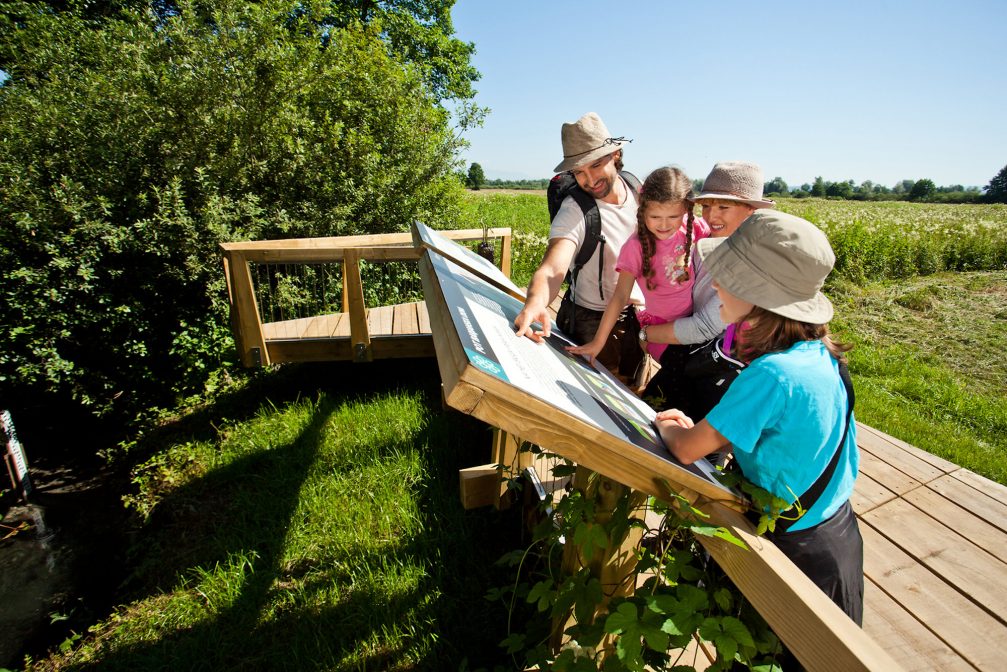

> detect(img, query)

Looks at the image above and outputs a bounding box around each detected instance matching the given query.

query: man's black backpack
[547,170,641,335]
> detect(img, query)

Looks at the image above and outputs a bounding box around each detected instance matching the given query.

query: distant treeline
[479,177,551,190]
[757,176,985,204]
[462,161,1005,204]
[463,175,986,203]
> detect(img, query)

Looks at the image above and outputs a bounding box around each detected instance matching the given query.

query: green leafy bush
[0,1,471,420]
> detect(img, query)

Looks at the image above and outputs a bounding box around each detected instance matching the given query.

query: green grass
[27,360,519,672]
[829,271,1007,484]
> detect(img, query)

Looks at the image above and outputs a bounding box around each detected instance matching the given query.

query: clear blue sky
[450,0,1007,189]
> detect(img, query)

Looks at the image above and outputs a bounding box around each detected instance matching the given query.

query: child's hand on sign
[655,408,695,430]
[566,339,603,364]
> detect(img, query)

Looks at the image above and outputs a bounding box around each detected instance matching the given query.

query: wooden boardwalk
[854,423,1007,671]
[259,301,435,363]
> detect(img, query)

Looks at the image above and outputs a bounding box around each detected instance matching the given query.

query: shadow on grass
[53,358,521,671]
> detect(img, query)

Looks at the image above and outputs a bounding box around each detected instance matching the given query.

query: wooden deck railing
[220,227,512,367]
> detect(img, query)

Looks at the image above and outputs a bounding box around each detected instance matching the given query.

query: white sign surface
[426,251,730,494]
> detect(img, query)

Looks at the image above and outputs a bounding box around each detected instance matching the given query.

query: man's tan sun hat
[554,112,629,173]
[697,210,835,324]
[694,161,776,208]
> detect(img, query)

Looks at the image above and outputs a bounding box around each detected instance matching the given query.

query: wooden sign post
[413,224,900,671]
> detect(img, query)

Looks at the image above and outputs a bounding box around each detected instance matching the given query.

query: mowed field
[460,192,1007,484]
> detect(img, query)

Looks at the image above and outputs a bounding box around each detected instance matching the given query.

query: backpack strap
[773,361,855,534]
[565,170,640,303]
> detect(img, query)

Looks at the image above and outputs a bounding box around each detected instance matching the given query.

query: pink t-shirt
[616,215,711,359]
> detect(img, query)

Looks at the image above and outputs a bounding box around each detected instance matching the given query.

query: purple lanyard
[722,323,737,353]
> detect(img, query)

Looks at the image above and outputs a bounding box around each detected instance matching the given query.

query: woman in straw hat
[655,210,864,627]
[642,161,775,417]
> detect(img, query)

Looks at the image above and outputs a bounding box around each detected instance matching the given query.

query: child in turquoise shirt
[655,210,863,627]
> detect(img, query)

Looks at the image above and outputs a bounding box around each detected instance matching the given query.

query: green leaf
[527,579,555,612]
[499,632,526,654]
[604,602,639,635]
[721,616,755,649]
[714,588,733,612]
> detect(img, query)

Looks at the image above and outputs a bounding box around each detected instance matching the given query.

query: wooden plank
[263,314,343,341]
[902,484,1007,561]
[856,428,947,485]
[369,337,436,360]
[928,473,1007,535]
[459,464,500,509]
[367,304,395,337]
[392,302,419,336]
[862,497,1007,625]
[861,523,1005,670]
[222,251,270,367]
[267,339,353,363]
[499,231,512,277]
[862,578,974,672]
[850,471,898,515]
[332,312,350,338]
[856,444,922,496]
[302,314,336,339]
[220,228,511,263]
[855,423,960,474]
[266,335,434,364]
[951,468,1007,507]
[417,300,432,334]
[343,249,371,362]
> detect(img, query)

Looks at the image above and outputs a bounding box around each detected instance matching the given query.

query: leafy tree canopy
[909,178,936,200]
[0,0,479,420]
[984,164,1007,203]
[2,0,482,111]
[467,162,485,189]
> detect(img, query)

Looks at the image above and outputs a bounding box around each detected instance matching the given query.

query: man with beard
[514,112,643,379]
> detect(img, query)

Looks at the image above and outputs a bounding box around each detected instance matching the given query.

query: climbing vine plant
[488,445,793,671]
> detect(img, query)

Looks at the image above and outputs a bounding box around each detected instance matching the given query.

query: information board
[420,249,736,502]
[411,221,525,301]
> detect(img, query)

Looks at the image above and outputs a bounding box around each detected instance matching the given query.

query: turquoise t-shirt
[705,340,858,532]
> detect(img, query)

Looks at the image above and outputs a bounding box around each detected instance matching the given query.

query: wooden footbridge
[220,227,511,366]
[221,227,1007,671]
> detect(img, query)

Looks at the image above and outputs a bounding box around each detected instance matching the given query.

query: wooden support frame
[417,251,901,672]
[219,227,512,367]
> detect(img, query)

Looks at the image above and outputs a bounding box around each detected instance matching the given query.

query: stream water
[1,445,129,669]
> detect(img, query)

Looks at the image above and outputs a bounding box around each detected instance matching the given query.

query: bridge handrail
[220,227,512,367]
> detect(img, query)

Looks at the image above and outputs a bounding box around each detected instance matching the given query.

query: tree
[0,0,480,422]
[811,176,826,197]
[984,164,1007,203]
[764,176,788,196]
[909,178,936,201]
[826,181,852,198]
[467,162,486,190]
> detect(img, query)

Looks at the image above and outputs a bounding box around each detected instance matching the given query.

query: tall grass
[460,194,1007,287]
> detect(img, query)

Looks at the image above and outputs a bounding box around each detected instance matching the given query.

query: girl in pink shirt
[569,166,709,364]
